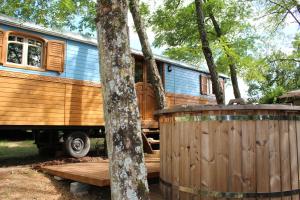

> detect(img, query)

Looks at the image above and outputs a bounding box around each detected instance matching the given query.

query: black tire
[64,132,90,158]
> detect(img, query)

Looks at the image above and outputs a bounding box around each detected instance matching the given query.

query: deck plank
[41,158,160,187]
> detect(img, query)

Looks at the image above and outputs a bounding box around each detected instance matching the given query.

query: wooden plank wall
[166,93,213,107]
[0,74,104,126]
[0,76,65,125]
[65,84,104,126]
[160,109,300,200]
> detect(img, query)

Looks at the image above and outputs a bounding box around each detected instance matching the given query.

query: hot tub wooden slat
[230,111,243,193]
[289,119,299,200]
[297,121,300,194]
[190,121,201,200]
[242,118,256,200]
[218,110,229,200]
[159,105,300,200]
[172,119,180,199]
[200,113,210,200]
[166,119,173,199]
[180,121,190,199]
[256,111,270,194]
[268,111,281,200]
[208,111,218,200]
[280,118,292,200]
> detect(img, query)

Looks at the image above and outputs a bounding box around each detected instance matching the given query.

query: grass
[0,140,38,159]
[0,138,105,159]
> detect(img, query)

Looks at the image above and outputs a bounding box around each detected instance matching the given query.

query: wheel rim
[71,138,84,152]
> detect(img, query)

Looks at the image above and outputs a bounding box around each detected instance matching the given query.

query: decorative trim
[0,70,101,87]
[160,178,300,198]
[174,115,300,122]
[4,63,46,72]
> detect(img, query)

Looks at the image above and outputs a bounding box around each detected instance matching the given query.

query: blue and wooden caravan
[0,15,227,157]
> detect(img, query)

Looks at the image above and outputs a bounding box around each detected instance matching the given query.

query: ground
[0,139,163,200]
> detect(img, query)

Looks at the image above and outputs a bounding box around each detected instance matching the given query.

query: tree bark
[208,12,241,99]
[194,0,225,104]
[95,1,149,199]
[129,0,167,109]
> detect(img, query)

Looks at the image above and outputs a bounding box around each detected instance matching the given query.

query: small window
[200,74,214,95]
[207,77,213,95]
[7,34,43,68]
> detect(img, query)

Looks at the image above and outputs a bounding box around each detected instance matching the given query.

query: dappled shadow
[0,154,53,167]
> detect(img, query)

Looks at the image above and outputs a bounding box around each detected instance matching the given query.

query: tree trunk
[95,1,149,199]
[208,12,241,99]
[129,0,167,109]
[194,0,224,104]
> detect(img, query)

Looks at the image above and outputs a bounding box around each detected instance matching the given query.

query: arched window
[7,33,44,68]
[0,30,65,72]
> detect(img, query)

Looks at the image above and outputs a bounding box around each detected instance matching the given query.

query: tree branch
[273,11,288,32]
[268,58,300,63]
[268,0,300,26]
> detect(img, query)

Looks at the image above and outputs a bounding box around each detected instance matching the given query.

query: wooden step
[147,138,160,145]
[142,129,160,135]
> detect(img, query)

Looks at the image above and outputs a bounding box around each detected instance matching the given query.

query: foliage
[0,0,96,35]
[246,35,300,103]
[149,0,256,74]
[256,0,300,30]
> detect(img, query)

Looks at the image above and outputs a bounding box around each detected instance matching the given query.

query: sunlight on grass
[0,140,38,159]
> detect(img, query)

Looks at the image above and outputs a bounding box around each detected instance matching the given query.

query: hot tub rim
[155,104,300,115]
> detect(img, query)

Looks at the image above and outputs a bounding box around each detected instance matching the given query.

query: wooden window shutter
[46,40,65,72]
[0,30,5,65]
[200,74,208,95]
[219,78,225,92]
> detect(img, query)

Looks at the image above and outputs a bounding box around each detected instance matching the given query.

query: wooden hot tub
[157,104,300,199]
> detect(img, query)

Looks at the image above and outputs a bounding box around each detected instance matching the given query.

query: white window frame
[207,78,213,95]
[7,34,43,68]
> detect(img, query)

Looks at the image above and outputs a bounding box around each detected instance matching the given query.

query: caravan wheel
[64,132,90,158]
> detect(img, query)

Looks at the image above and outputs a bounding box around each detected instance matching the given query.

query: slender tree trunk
[208,12,241,99]
[194,0,224,104]
[129,0,167,109]
[95,1,149,199]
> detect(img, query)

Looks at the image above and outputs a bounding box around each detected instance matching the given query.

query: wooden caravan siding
[65,84,104,126]
[0,75,65,125]
[166,93,216,106]
[0,71,104,126]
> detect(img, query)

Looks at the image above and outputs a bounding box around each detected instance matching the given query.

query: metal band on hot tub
[174,115,300,122]
[160,177,300,198]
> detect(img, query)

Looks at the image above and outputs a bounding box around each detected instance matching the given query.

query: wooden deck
[41,158,160,187]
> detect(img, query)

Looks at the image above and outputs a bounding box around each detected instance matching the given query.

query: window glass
[28,45,42,67]
[135,62,143,83]
[6,34,43,68]
[36,41,42,47]
[17,37,24,42]
[28,39,35,45]
[7,43,23,64]
[8,35,16,41]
